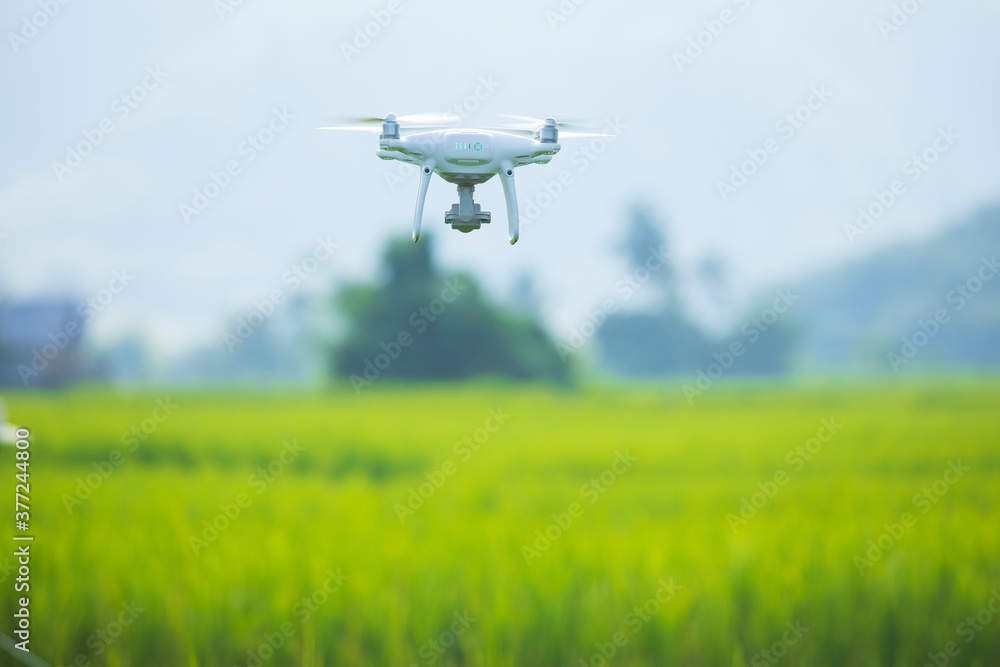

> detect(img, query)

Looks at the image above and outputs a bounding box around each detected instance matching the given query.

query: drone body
[323,113,607,244]
[375,113,563,245]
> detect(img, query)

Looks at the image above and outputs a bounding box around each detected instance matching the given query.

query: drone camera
[446,204,491,232]
[445,183,491,232]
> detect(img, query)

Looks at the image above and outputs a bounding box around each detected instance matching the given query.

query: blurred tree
[618,202,675,308]
[697,253,730,315]
[597,203,714,376]
[597,311,713,377]
[509,271,542,318]
[332,237,571,387]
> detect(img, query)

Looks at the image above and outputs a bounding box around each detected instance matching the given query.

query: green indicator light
[474,142,482,151]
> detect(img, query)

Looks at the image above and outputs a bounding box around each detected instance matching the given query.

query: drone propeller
[555,130,616,138]
[316,125,383,133]
[497,114,601,130]
[492,114,614,139]
[317,112,462,134]
[393,112,462,126]
[316,113,614,139]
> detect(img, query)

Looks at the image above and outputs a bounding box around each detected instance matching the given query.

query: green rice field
[2,381,999,666]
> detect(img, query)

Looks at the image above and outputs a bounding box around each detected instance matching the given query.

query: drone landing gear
[446,184,491,233]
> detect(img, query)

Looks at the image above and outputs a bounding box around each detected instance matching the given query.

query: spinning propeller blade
[316,125,382,133]
[395,112,462,126]
[318,112,463,133]
[496,114,604,132]
[557,130,615,139]
[486,115,614,140]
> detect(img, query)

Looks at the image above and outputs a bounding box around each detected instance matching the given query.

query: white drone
[321,113,607,244]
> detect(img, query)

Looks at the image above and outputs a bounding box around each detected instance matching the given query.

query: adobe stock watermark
[726,418,842,534]
[236,569,349,667]
[749,620,809,666]
[544,0,590,30]
[672,0,759,73]
[223,236,339,352]
[17,269,135,385]
[557,244,671,360]
[522,450,637,564]
[0,558,15,586]
[179,107,294,223]
[854,459,969,575]
[340,0,403,63]
[578,579,682,667]
[189,439,305,556]
[292,568,349,624]
[350,277,467,393]
[682,288,798,403]
[519,117,627,229]
[52,66,168,182]
[7,0,75,53]
[213,0,249,21]
[887,254,997,372]
[394,408,510,523]
[406,611,478,667]
[69,600,145,666]
[922,588,1000,667]
[384,76,502,192]
[844,126,958,244]
[62,398,180,513]
[717,85,832,202]
[877,0,933,40]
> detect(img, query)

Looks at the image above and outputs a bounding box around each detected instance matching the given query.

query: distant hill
[788,204,1000,374]
[595,203,1000,379]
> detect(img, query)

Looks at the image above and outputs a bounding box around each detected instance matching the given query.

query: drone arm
[518,154,556,166]
[413,160,435,243]
[499,161,519,245]
[377,148,421,165]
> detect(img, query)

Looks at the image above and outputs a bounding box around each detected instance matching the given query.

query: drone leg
[413,161,435,242]
[500,162,519,245]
